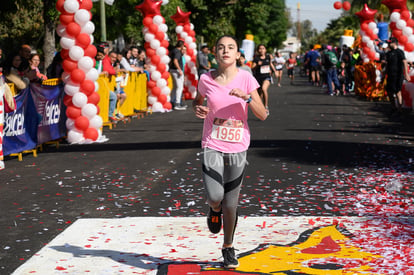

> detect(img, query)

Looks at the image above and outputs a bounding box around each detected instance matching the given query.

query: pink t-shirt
[198,69,260,153]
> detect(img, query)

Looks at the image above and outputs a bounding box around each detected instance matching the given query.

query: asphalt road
[1,73,413,274]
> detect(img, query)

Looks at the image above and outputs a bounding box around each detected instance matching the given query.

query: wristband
[245,95,252,104]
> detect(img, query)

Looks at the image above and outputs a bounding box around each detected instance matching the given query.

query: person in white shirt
[273,52,285,87]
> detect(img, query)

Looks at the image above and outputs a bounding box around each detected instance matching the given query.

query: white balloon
[363,58,370,63]
[64,81,80,96]
[147,95,157,105]
[151,71,161,81]
[180,32,188,39]
[408,35,414,44]
[69,46,84,61]
[190,23,194,30]
[161,55,170,64]
[367,40,374,48]
[157,78,167,88]
[60,36,75,49]
[74,9,90,26]
[368,22,377,30]
[152,102,163,111]
[142,27,148,34]
[397,19,407,29]
[89,115,103,129]
[56,24,67,37]
[78,56,94,72]
[161,0,169,5]
[159,24,168,33]
[156,47,166,56]
[89,115,103,130]
[72,92,88,108]
[65,118,75,130]
[403,27,413,36]
[390,12,401,22]
[64,0,79,14]
[89,34,94,45]
[185,55,191,63]
[162,86,170,95]
[81,21,95,35]
[189,86,196,93]
[81,103,98,118]
[175,26,183,34]
[85,68,99,81]
[362,36,370,44]
[67,129,84,143]
[145,33,155,42]
[153,15,164,25]
[189,42,197,50]
[150,39,161,50]
[185,36,192,44]
[148,65,156,73]
[94,81,99,92]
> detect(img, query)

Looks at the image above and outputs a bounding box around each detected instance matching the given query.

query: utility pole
[100,0,107,42]
[297,2,301,42]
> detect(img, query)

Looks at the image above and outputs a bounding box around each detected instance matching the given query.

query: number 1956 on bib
[211,118,244,143]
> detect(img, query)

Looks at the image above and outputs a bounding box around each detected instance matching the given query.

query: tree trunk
[42,21,55,75]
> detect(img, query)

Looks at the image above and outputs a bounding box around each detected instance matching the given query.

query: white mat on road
[10,216,407,274]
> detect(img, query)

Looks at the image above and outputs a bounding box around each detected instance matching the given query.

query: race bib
[276,64,283,70]
[260,65,271,74]
[211,118,244,143]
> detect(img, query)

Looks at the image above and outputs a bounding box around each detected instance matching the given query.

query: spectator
[137,48,147,73]
[169,40,186,110]
[383,37,410,115]
[19,44,32,62]
[30,53,47,81]
[237,52,252,74]
[197,45,210,76]
[117,50,140,72]
[337,61,346,94]
[47,52,63,79]
[0,47,4,73]
[208,45,218,70]
[321,45,341,96]
[106,50,127,119]
[3,53,34,93]
[128,46,139,68]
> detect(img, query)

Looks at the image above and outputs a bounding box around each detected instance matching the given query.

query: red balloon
[368,51,376,60]
[84,127,99,141]
[71,69,86,84]
[76,33,91,49]
[59,13,74,26]
[60,49,70,60]
[163,102,172,110]
[355,4,377,23]
[158,94,167,104]
[146,48,156,57]
[393,29,403,39]
[342,1,351,11]
[66,22,81,37]
[157,62,166,72]
[155,31,164,41]
[361,22,369,31]
[56,0,65,13]
[147,80,156,89]
[405,43,414,52]
[66,106,81,119]
[151,86,161,97]
[80,0,93,10]
[75,116,90,131]
[399,35,408,45]
[63,95,73,106]
[149,23,158,34]
[80,80,95,95]
[88,92,100,105]
[389,22,397,30]
[333,1,342,10]
[143,17,153,27]
[151,54,161,65]
[84,44,97,58]
[183,24,191,33]
[401,10,411,21]
[407,19,414,28]
[62,59,78,72]
[162,71,170,80]
[170,6,191,25]
[187,48,194,57]
[161,40,169,49]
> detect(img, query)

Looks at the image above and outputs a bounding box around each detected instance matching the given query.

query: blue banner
[3,88,39,156]
[30,83,67,144]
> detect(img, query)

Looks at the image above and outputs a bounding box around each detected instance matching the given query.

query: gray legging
[202,148,247,245]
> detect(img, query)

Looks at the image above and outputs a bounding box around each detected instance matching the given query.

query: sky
[285,0,344,32]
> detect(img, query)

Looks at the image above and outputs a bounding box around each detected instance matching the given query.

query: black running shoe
[207,207,222,234]
[222,247,239,269]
